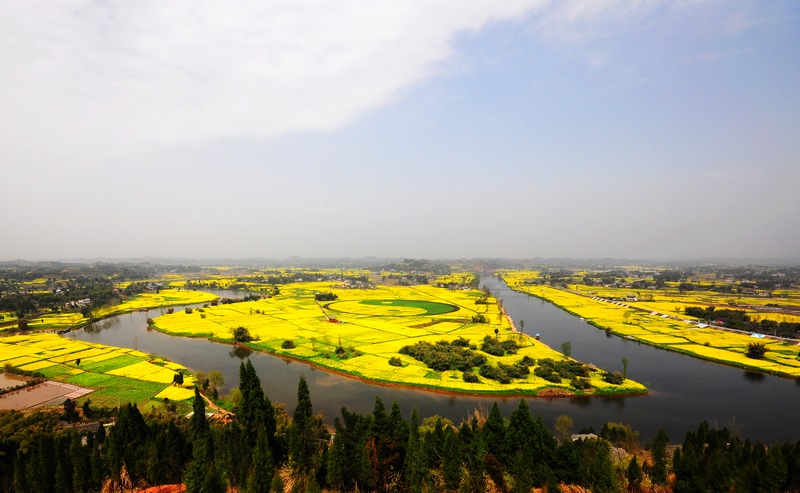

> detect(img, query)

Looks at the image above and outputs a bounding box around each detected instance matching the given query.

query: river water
[65,283,800,443]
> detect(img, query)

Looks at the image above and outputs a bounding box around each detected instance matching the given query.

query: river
[65,282,800,443]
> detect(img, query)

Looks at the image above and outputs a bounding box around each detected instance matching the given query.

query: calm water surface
[66,281,800,443]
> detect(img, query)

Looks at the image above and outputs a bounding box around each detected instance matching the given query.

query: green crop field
[0,333,196,408]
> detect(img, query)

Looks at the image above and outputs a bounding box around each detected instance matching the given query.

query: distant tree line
[685,306,800,338]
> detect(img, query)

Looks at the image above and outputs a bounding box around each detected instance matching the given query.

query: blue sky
[1,1,798,261]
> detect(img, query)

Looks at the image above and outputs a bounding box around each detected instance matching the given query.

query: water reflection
[743,371,766,382]
[568,396,591,408]
[229,345,253,360]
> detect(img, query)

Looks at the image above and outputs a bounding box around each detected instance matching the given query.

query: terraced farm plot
[153,282,646,396]
[0,333,195,407]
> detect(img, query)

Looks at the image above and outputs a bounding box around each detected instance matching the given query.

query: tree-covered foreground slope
[3,363,799,493]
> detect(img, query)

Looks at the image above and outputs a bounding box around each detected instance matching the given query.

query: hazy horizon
[2,1,798,261]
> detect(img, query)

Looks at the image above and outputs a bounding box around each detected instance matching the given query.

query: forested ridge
[2,362,799,493]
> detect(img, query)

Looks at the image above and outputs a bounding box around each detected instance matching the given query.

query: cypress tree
[388,401,409,459]
[184,435,227,493]
[576,437,617,493]
[484,402,506,462]
[425,418,446,469]
[756,444,788,493]
[53,437,72,493]
[650,429,669,485]
[554,438,580,485]
[289,376,319,482]
[106,403,148,483]
[404,408,426,493]
[326,425,346,492]
[239,360,268,434]
[71,434,90,493]
[13,454,28,493]
[443,426,462,490]
[191,386,209,438]
[627,456,643,492]
[506,400,536,492]
[244,429,274,493]
[463,417,486,493]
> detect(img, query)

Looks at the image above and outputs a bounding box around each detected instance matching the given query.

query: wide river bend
[66,282,800,443]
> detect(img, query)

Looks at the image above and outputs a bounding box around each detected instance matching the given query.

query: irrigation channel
[65,281,800,443]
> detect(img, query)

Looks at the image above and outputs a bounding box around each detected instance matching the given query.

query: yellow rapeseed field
[153,281,645,396]
[499,273,800,378]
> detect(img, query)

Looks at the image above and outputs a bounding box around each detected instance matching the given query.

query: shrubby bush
[451,337,471,347]
[281,340,296,349]
[232,326,254,343]
[462,370,480,383]
[479,358,533,384]
[388,357,403,367]
[534,358,590,383]
[571,377,592,390]
[481,335,518,356]
[399,339,487,372]
[602,371,625,385]
[746,341,767,359]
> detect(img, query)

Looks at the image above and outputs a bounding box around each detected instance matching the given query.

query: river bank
[500,278,800,380]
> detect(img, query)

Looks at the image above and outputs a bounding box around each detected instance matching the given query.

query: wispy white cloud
[0,0,549,169]
[3,0,754,172]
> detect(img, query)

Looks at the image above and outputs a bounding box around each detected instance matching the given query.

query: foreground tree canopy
[2,365,799,493]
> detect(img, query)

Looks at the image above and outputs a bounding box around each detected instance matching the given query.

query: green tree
[555,415,574,443]
[561,341,572,359]
[184,435,227,493]
[238,360,269,434]
[404,408,426,493]
[755,444,788,493]
[627,456,643,491]
[233,326,253,343]
[208,370,224,393]
[244,429,273,493]
[443,427,461,490]
[484,402,506,462]
[650,429,670,485]
[62,398,79,423]
[106,403,149,483]
[326,428,346,492]
[746,341,768,359]
[576,437,617,493]
[190,386,209,438]
[289,375,324,486]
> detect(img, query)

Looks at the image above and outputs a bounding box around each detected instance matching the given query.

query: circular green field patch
[325,299,458,317]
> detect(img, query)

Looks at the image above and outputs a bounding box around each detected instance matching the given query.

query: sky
[1,0,798,262]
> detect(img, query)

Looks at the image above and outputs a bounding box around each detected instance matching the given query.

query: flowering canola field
[500,272,800,378]
[153,282,646,396]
